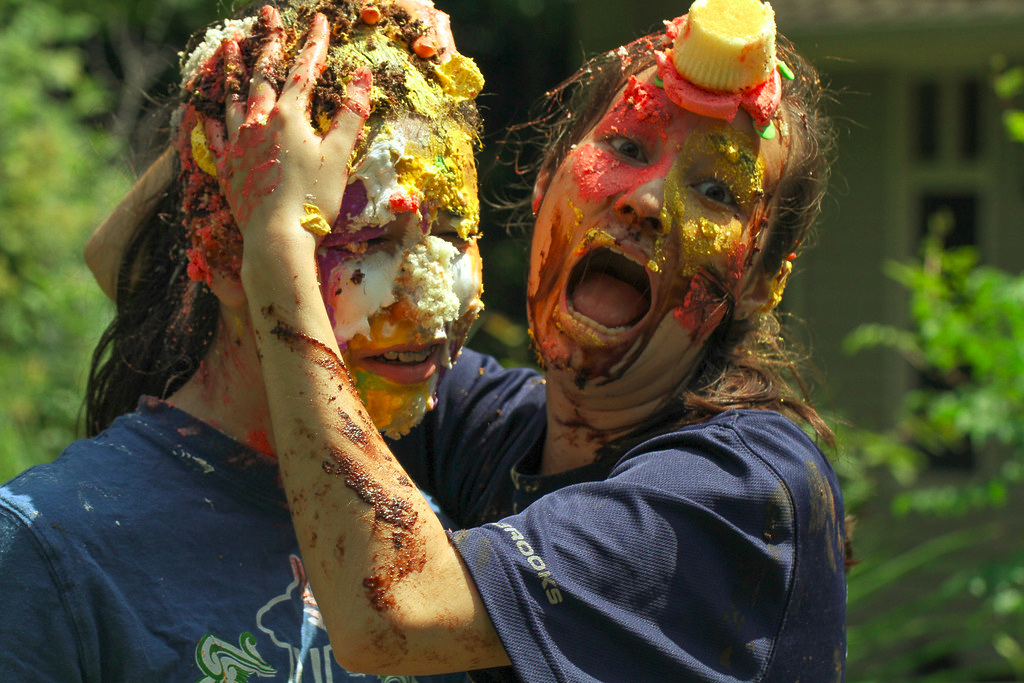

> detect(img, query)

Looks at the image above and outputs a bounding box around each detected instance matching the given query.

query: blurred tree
[0,0,221,481]
[839,65,1024,680]
[0,0,125,479]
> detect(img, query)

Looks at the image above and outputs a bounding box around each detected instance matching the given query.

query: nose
[614,177,665,234]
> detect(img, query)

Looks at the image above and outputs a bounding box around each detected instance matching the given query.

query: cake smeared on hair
[176,0,483,285]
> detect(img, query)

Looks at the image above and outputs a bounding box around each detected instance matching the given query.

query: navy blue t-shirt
[0,397,465,683]
[392,350,847,682]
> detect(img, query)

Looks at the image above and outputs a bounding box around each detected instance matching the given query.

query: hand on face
[203,6,372,252]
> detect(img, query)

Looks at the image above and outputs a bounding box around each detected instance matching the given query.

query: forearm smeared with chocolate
[208,1,506,674]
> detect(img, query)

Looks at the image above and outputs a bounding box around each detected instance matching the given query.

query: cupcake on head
[658,0,785,137]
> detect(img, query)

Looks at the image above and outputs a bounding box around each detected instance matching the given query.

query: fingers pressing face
[179,8,373,283]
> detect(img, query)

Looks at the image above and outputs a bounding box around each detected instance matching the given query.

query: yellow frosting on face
[440,126,482,240]
[677,216,744,277]
[697,128,764,207]
[327,34,481,241]
[190,121,218,177]
[299,203,332,237]
[343,305,436,437]
[762,259,792,312]
[348,299,424,350]
[393,123,480,239]
[570,200,584,232]
[346,364,434,438]
[659,127,764,278]
[434,53,485,103]
[573,229,618,257]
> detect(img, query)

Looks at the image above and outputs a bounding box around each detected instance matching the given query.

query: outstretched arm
[218,7,508,674]
[84,147,175,300]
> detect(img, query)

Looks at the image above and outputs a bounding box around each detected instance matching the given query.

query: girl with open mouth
[235,0,850,680]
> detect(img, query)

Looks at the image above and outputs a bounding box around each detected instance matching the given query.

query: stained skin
[527,68,785,389]
[180,4,485,441]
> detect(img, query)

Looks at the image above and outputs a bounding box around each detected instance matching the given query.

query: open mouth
[567,247,652,331]
[352,343,442,385]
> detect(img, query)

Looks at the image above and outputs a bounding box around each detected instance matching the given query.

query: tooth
[374,347,436,364]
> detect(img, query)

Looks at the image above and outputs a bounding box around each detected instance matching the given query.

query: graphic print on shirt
[492,522,563,605]
[196,555,421,682]
[196,631,276,682]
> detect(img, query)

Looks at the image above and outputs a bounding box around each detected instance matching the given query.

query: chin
[349,366,438,439]
[535,313,701,407]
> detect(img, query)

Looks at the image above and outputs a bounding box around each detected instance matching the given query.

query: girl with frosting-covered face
[319,110,483,437]
[216,0,846,678]
[176,1,484,439]
[528,65,789,396]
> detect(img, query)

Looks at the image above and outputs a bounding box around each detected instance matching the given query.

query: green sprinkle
[778,61,795,81]
[654,75,664,88]
[755,121,776,140]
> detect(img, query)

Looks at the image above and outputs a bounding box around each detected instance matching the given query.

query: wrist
[240,219,320,295]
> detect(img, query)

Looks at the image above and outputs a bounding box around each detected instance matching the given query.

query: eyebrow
[702,131,760,176]
[685,128,766,206]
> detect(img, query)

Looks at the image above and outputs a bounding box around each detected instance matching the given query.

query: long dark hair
[84,156,220,436]
[511,29,836,447]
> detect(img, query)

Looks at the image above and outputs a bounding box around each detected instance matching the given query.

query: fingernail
[412,35,437,59]
[361,5,382,25]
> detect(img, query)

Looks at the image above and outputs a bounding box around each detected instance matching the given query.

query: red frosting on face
[672,242,748,344]
[388,192,420,214]
[571,76,676,204]
[622,75,674,124]
[673,275,725,346]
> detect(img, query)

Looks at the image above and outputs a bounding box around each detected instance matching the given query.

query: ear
[207,267,248,313]
[734,260,793,320]
[532,167,552,215]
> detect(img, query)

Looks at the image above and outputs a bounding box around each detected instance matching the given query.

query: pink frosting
[656,14,781,127]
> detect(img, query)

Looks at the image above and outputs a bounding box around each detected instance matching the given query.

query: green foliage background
[3,0,1024,678]
[1,0,122,480]
[836,64,1024,680]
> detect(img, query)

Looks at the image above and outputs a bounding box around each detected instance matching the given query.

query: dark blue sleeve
[0,497,84,682]
[450,413,846,682]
